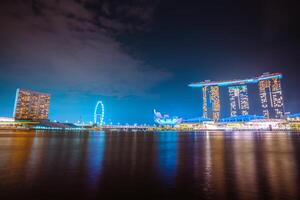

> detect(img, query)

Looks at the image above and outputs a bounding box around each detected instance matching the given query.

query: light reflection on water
[157,132,177,185]
[0,131,300,200]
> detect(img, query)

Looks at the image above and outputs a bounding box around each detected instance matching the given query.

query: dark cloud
[0,0,170,96]
[261,0,299,41]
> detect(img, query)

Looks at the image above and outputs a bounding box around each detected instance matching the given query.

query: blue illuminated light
[158,132,178,183]
[183,117,212,123]
[94,101,105,126]
[189,73,282,87]
[219,115,265,122]
[288,113,300,118]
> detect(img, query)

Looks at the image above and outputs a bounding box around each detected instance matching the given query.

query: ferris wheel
[94,101,104,126]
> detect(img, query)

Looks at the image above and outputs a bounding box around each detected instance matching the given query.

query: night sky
[0,0,299,124]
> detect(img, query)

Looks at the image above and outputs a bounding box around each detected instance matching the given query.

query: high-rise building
[258,78,284,118]
[13,89,50,121]
[228,85,249,117]
[189,72,284,120]
[202,86,220,121]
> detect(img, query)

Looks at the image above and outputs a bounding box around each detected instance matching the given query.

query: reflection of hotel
[189,73,285,120]
[13,89,50,121]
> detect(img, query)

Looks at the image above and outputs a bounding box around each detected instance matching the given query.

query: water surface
[0,131,300,200]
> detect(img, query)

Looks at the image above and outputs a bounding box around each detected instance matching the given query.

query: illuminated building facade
[13,89,50,121]
[258,78,284,118]
[189,72,284,120]
[202,86,220,121]
[228,85,249,117]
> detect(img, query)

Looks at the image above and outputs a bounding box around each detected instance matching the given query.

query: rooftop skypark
[189,73,282,87]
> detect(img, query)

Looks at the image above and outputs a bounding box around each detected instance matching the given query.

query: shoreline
[0,127,299,132]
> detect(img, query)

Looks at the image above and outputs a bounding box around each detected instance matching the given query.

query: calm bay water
[0,131,300,200]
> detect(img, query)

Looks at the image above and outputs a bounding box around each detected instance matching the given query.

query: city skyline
[0,71,295,124]
[1,72,290,124]
[0,0,300,124]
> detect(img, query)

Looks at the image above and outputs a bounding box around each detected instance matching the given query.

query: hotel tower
[13,89,50,121]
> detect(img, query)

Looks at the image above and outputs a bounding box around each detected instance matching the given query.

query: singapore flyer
[94,100,104,126]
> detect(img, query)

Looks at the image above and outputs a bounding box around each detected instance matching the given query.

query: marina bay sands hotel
[189,73,285,121]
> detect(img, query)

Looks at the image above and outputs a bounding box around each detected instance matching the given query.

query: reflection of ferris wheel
[94,101,104,126]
